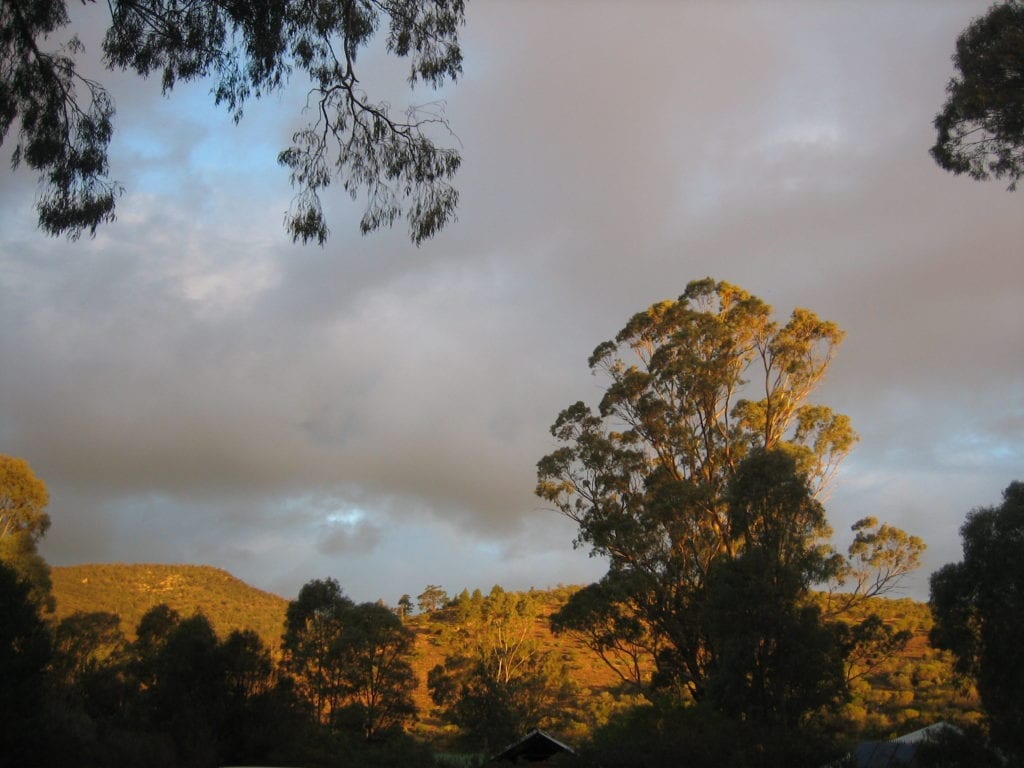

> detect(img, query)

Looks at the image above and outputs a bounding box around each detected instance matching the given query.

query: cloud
[2,0,1019,605]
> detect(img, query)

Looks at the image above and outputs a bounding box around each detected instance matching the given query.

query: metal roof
[492,729,577,763]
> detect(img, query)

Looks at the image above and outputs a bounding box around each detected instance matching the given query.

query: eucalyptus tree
[281,578,355,723]
[930,481,1024,760]
[428,587,575,751]
[0,454,50,541]
[0,455,53,609]
[282,580,418,740]
[931,0,1024,191]
[2,0,465,244]
[538,279,924,703]
[333,602,417,741]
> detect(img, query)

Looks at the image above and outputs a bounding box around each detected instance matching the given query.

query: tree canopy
[281,578,417,740]
[931,0,1024,190]
[428,586,576,751]
[1,0,465,244]
[0,455,54,609]
[929,481,1024,760]
[0,454,50,541]
[537,280,923,718]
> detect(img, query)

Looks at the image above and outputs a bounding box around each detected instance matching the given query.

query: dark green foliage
[539,284,931,765]
[704,550,847,728]
[930,481,1024,760]
[549,574,654,694]
[0,1,118,238]
[915,724,1004,768]
[840,613,912,686]
[136,613,230,766]
[123,604,306,768]
[931,1,1024,189]
[0,529,55,610]
[50,610,127,708]
[2,0,465,244]
[700,451,848,735]
[0,561,53,764]
[397,593,415,619]
[584,699,843,768]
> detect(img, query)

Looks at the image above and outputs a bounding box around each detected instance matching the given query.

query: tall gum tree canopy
[537,279,924,702]
[929,481,1024,760]
[931,0,1024,190]
[0,0,465,245]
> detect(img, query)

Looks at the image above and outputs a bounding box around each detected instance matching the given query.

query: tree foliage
[50,610,126,694]
[931,0,1024,190]
[0,455,54,610]
[282,578,418,740]
[702,449,848,729]
[0,560,53,764]
[929,481,1024,760]
[331,601,418,741]
[1,0,465,244]
[282,577,356,722]
[537,280,923,717]
[428,586,576,751]
[417,583,448,613]
[0,454,50,541]
[396,593,414,620]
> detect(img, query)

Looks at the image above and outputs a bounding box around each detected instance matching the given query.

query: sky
[1,1,1021,606]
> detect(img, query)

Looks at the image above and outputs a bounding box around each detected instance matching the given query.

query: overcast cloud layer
[1,1,1021,604]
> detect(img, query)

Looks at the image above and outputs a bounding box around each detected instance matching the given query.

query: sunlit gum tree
[537,279,923,703]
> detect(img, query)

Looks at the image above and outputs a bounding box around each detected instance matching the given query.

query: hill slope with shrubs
[50,564,979,742]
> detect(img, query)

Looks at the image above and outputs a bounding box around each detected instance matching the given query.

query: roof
[492,729,577,763]
[852,722,959,768]
[853,740,919,768]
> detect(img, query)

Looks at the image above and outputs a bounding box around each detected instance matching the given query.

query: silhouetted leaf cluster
[1,0,464,244]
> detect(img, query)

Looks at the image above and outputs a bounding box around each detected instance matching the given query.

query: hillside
[49,564,980,742]
[51,563,289,652]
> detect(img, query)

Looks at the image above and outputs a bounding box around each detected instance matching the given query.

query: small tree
[396,594,415,621]
[417,584,448,614]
